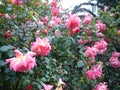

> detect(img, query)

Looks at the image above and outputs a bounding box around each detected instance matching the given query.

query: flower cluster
[85,39,107,59]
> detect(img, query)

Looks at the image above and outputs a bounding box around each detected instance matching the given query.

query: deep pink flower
[51,0,57,7]
[83,14,93,25]
[95,20,106,32]
[31,37,51,56]
[65,14,81,30]
[110,51,120,68]
[51,7,60,16]
[93,82,108,90]
[93,39,107,54]
[85,46,98,58]
[6,50,36,72]
[43,84,53,90]
[86,63,102,80]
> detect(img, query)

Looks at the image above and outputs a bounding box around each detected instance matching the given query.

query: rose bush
[0,0,120,90]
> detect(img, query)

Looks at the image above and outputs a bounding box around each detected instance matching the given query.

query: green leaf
[77,60,84,68]
[0,60,6,66]
[0,45,14,52]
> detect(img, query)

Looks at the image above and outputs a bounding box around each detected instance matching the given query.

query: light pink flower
[78,39,84,45]
[95,20,106,32]
[96,32,104,37]
[83,14,93,25]
[31,37,51,56]
[104,6,108,12]
[65,14,81,30]
[52,16,62,25]
[93,82,108,90]
[86,63,102,80]
[4,14,12,20]
[85,46,98,58]
[6,50,36,72]
[110,51,120,68]
[43,84,53,90]
[93,39,107,54]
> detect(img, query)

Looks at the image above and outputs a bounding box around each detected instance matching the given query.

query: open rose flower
[83,14,93,25]
[31,37,51,56]
[86,62,102,80]
[93,82,108,90]
[6,50,36,72]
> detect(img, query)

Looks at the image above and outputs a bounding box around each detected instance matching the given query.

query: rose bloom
[95,20,106,32]
[110,51,120,68]
[93,39,107,54]
[93,82,108,90]
[51,7,60,16]
[43,84,53,90]
[6,50,36,72]
[85,46,98,58]
[31,37,51,56]
[83,14,93,25]
[86,63,102,80]
[65,14,81,30]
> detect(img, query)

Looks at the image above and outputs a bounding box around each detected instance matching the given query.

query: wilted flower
[31,37,51,56]
[6,50,36,72]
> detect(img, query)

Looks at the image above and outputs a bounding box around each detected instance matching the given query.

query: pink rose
[86,63,102,80]
[93,82,108,90]
[43,84,53,90]
[6,50,36,72]
[95,20,106,32]
[93,39,107,54]
[83,14,93,25]
[65,14,81,30]
[85,46,98,58]
[31,37,51,56]
[110,51,120,68]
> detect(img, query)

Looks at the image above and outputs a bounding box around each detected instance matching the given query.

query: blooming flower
[65,14,81,30]
[31,37,51,56]
[86,63,102,80]
[43,84,53,90]
[6,50,36,72]
[51,7,60,16]
[85,46,98,58]
[93,39,107,54]
[83,14,93,25]
[110,51,120,68]
[95,20,106,32]
[93,82,108,90]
